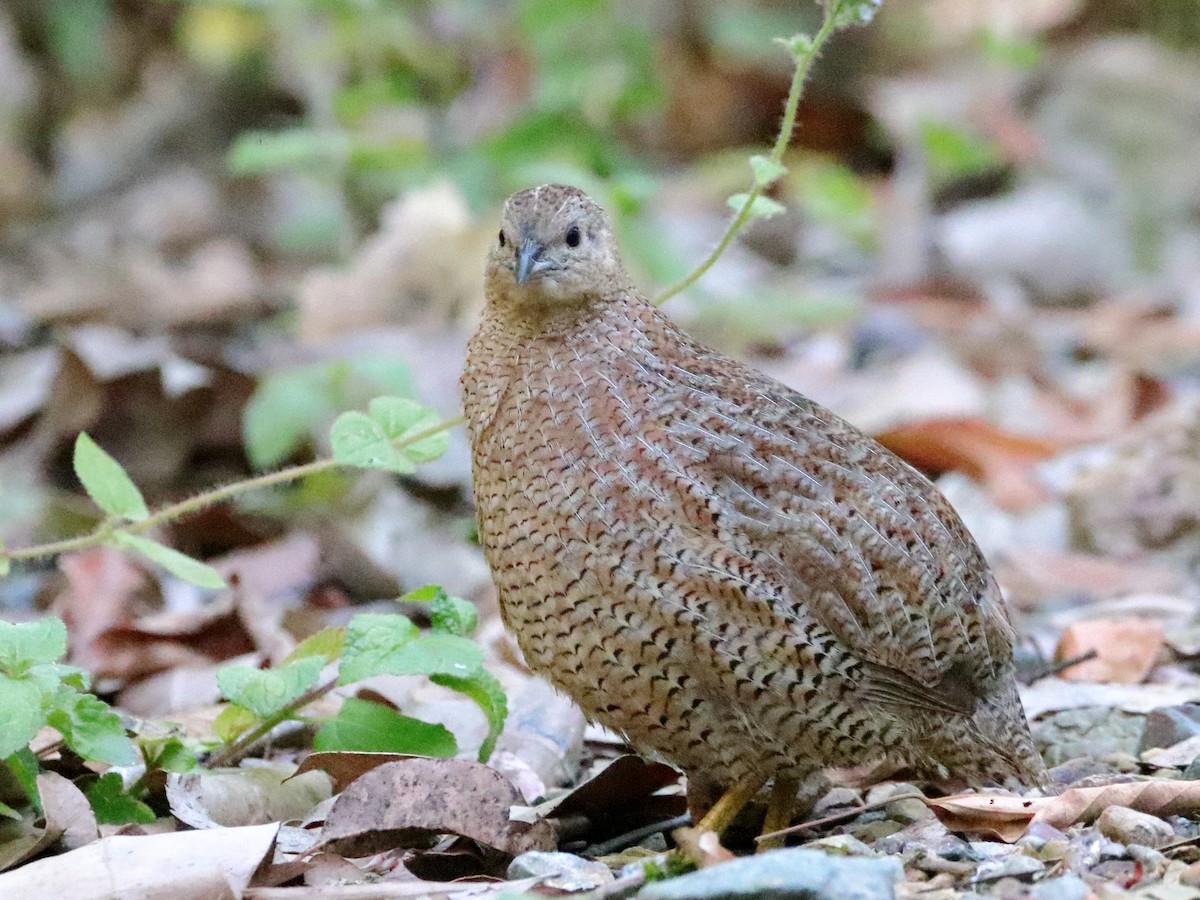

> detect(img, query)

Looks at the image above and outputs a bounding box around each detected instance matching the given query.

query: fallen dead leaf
[1142,735,1200,768]
[294,751,417,794]
[0,821,278,899]
[549,755,685,846]
[1055,617,1165,683]
[928,780,1200,842]
[319,758,555,858]
[875,417,1062,511]
[167,767,332,830]
[51,547,158,675]
[37,772,98,852]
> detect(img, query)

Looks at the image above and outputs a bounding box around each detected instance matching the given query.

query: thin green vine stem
[206,676,339,769]
[1,414,467,565]
[653,8,841,307]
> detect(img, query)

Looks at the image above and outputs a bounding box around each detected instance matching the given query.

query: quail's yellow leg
[692,773,769,836]
[756,776,800,852]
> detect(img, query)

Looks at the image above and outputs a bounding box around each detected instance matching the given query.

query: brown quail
[461,184,1046,841]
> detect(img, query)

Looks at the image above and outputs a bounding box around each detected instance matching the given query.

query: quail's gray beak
[516,239,545,285]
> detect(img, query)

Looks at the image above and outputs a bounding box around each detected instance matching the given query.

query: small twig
[585,813,693,857]
[1023,649,1099,683]
[1,414,466,567]
[755,790,927,844]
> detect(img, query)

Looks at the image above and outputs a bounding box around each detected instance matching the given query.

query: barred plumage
[462,185,1045,831]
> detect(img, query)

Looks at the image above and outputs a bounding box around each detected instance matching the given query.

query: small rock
[811,786,862,816]
[801,834,875,857]
[1181,859,1200,887]
[1097,752,1141,773]
[884,797,932,825]
[863,783,923,805]
[849,819,903,843]
[1047,756,1118,785]
[1096,805,1174,849]
[973,853,1045,882]
[635,848,901,900]
[1029,873,1092,900]
[1138,704,1200,754]
[508,851,614,891]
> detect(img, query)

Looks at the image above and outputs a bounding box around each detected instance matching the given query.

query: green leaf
[330,411,414,474]
[111,533,227,589]
[85,772,155,825]
[0,618,67,672]
[367,397,449,464]
[749,155,787,189]
[46,687,136,766]
[0,799,20,821]
[727,192,786,221]
[242,367,336,469]
[73,433,149,522]
[345,357,416,402]
[216,656,325,719]
[919,120,1001,184]
[5,748,41,809]
[0,675,46,759]
[281,626,345,667]
[140,736,196,773]
[380,633,483,678]
[313,697,457,756]
[227,128,351,175]
[338,614,419,685]
[430,593,478,638]
[400,584,446,604]
[213,703,258,744]
[431,669,507,762]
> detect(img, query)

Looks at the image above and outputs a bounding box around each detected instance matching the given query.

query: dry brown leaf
[928,780,1200,842]
[1055,617,1165,683]
[550,755,685,844]
[319,758,554,858]
[293,751,417,794]
[51,547,157,675]
[37,772,97,852]
[874,417,1062,511]
[0,821,278,899]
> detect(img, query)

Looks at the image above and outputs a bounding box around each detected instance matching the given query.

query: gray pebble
[636,848,901,900]
[1096,805,1175,849]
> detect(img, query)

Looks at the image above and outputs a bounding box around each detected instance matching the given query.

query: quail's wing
[655,341,1016,715]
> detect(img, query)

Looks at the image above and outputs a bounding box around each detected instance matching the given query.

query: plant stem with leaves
[654,0,880,306]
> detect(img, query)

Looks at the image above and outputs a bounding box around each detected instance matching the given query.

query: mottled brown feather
[462,184,1046,796]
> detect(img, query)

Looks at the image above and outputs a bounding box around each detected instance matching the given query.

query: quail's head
[486,184,629,308]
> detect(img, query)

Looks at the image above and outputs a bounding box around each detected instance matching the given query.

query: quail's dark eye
[565,225,581,248]
[498,230,507,248]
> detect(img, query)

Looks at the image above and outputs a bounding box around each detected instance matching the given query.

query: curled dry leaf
[293,751,416,794]
[1054,617,1165,684]
[319,758,555,858]
[874,417,1061,511]
[549,755,685,844]
[928,780,1200,843]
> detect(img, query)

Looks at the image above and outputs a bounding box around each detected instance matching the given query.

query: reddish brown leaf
[1055,617,1165,683]
[874,418,1062,511]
